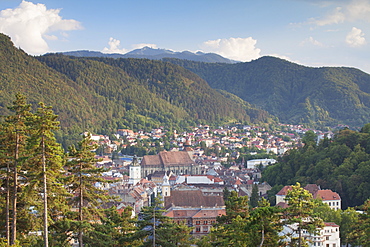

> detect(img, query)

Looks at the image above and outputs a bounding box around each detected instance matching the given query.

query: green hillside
[164,57,370,129]
[0,33,271,147]
[262,126,370,208]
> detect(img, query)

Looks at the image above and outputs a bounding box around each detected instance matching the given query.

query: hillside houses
[276,184,342,210]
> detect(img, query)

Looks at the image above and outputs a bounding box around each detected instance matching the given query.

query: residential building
[313,190,341,210]
[163,207,226,236]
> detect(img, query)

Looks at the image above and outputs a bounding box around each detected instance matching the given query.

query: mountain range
[2,31,370,147]
[61,47,237,64]
[0,33,269,147]
[164,57,370,129]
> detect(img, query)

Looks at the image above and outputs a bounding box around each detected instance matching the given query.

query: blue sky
[1,0,370,73]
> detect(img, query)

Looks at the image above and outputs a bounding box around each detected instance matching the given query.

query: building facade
[141,151,201,177]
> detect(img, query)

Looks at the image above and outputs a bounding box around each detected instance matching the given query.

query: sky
[0,0,370,73]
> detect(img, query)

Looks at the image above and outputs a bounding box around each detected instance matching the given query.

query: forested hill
[262,126,370,208]
[164,57,370,129]
[0,33,271,146]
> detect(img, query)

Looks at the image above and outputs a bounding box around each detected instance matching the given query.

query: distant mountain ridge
[60,47,238,63]
[164,57,370,129]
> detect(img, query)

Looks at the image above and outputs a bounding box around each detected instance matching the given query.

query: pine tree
[25,102,66,247]
[2,93,33,245]
[250,183,259,208]
[66,133,112,247]
[133,197,193,246]
[248,198,283,247]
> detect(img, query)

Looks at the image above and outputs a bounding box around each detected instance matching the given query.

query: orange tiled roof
[314,189,341,201]
[276,186,292,196]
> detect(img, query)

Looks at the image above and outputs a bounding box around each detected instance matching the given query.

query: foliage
[262,127,370,208]
[164,57,370,129]
[209,191,283,246]
[249,184,259,208]
[66,133,113,246]
[282,183,323,246]
[131,197,193,246]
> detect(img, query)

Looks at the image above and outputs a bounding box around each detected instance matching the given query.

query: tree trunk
[79,164,83,247]
[11,133,19,245]
[258,222,265,247]
[42,135,49,247]
[6,160,10,244]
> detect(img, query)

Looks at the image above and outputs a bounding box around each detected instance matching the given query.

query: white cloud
[0,0,82,54]
[102,37,128,54]
[310,7,346,26]
[347,0,370,22]
[200,37,261,62]
[309,0,370,26]
[346,27,366,46]
[300,36,324,46]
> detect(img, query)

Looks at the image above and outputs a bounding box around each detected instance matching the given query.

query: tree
[66,133,112,247]
[248,198,283,247]
[250,184,259,208]
[26,102,66,247]
[132,197,193,246]
[355,199,370,245]
[2,93,33,245]
[210,191,250,246]
[283,183,323,247]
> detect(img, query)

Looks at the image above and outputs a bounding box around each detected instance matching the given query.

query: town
[85,123,341,246]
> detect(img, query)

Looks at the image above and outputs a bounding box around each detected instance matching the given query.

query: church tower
[129,155,141,185]
[162,173,171,197]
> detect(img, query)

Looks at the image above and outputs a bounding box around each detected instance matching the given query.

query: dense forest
[165,57,370,129]
[262,126,370,208]
[0,33,272,148]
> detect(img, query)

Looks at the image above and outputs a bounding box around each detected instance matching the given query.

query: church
[140,151,201,178]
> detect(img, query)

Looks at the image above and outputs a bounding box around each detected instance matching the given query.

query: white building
[246,158,276,169]
[281,222,340,247]
[128,156,141,185]
[313,190,341,210]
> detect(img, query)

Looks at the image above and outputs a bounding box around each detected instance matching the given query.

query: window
[196,221,200,225]
[204,221,208,225]
[196,227,200,232]
[203,226,208,232]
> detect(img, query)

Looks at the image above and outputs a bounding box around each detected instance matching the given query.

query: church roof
[141,151,194,167]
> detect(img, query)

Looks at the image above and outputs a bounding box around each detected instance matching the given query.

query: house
[163,189,224,209]
[313,190,341,210]
[281,222,340,247]
[276,185,292,205]
[276,184,341,210]
[163,207,226,236]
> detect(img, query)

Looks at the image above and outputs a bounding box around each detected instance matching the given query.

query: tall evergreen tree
[250,183,259,208]
[25,102,66,247]
[66,133,111,247]
[3,93,33,245]
[132,197,193,246]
